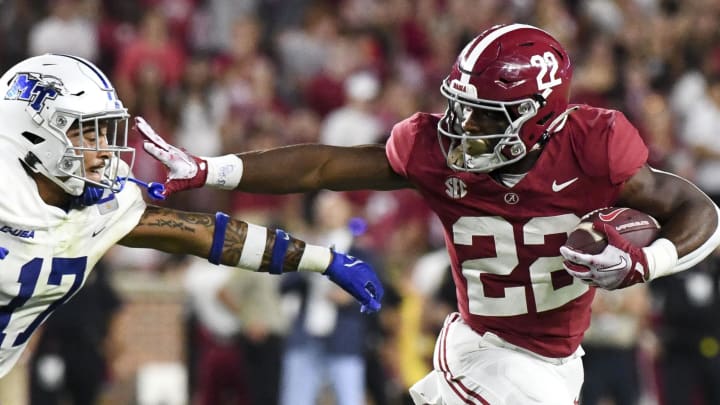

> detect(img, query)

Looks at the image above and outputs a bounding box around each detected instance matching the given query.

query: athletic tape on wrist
[209,212,230,265]
[205,155,244,189]
[237,223,267,271]
[643,238,678,280]
[298,245,333,273]
[269,229,290,274]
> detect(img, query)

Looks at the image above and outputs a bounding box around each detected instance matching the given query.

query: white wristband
[298,245,333,273]
[205,154,244,190]
[642,238,678,281]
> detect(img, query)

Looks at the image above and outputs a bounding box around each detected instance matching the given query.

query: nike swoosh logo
[552,177,579,192]
[598,256,628,272]
[598,208,629,222]
[345,260,363,268]
[92,226,106,237]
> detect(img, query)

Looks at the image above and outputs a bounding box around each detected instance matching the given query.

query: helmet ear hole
[22,131,45,145]
[59,156,81,173]
[535,111,554,126]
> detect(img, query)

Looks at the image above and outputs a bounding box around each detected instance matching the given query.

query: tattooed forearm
[138,206,213,233]
[222,219,306,272]
[283,239,305,272]
[223,220,253,265]
[124,207,327,273]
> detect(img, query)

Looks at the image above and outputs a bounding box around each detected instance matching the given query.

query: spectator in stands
[279,192,380,405]
[319,71,382,147]
[651,250,720,405]
[218,264,288,405]
[28,0,99,62]
[580,285,653,405]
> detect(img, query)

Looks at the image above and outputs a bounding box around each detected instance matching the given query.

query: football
[564,207,661,254]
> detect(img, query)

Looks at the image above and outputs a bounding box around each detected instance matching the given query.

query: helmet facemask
[438,81,541,173]
[55,112,134,196]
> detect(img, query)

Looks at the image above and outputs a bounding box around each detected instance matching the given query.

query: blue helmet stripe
[54,54,114,101]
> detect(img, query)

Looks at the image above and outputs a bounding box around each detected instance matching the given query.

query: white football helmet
[0,54,133,196]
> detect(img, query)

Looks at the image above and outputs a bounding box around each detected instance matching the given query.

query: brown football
[564,207,661,254]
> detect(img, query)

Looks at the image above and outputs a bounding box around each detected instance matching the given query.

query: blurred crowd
[1,0,720,404]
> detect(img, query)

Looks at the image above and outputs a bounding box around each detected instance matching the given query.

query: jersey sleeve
[607,112,648,184]
[385,113,423,178]
[573,109,648,185]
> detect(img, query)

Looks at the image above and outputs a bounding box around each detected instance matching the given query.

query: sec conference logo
[445,177,467,199]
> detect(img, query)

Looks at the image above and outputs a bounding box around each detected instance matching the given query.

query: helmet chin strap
[73,176,166,207]
[22,154,87,196]
[74,184,105,206]
[537,106,578,146]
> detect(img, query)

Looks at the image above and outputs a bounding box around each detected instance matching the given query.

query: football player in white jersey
[0,54,383,379]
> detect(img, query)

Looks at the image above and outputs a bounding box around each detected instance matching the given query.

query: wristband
[269,229,290,274]
[205,154,244,189]
[209,212,230,265]
[642,238,678,280]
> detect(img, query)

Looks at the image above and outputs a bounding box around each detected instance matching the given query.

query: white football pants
[409,313,584,405]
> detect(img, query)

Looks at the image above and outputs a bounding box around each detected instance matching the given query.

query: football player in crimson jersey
[139,24,720,405]
[0,54,383,380]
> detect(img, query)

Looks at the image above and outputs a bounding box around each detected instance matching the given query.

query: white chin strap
[60,177,86,196]
[46,166,86,196]
[544,107,578,138]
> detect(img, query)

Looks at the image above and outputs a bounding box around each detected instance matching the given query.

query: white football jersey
[0,156,146,377]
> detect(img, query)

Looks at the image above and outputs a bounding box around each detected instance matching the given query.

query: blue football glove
[323,252,384,314]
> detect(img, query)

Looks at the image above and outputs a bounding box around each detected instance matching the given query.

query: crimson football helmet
[438,24,574,173]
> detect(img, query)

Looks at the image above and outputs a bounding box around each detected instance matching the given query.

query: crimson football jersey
[386,105,648,357]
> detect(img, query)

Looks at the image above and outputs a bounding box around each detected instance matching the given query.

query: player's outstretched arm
[119,206,384,313]
[135,116,410,197]
[561,165,720,289]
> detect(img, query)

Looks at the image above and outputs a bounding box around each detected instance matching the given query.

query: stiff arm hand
[134,117,208,196]
[136,117,244,196]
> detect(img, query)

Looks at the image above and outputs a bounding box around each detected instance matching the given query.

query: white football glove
[560,221,650,290]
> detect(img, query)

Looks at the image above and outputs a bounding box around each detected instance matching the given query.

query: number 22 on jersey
[454,214,588,317]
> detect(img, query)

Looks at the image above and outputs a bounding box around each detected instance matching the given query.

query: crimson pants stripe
[436,314,491,405]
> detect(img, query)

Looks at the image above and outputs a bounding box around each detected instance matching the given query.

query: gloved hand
[324,252,384,313]
[133,116,207,197]
[560,220,649,290]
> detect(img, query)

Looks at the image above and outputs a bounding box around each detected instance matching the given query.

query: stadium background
[1,0,720,404]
